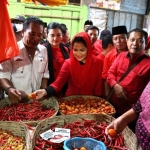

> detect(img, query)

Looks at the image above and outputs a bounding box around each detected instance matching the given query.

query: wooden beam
[23,14,82,20]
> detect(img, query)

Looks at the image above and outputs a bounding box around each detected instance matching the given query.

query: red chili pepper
[0,101,56,122]
[41,141,46,149]
[45,140,53,145]
[85,130,90,137]
[114,137,119,146]
[34,119,128,149]
[34,146,42,150]
[47,148,55,150]
[97,125,106,130]
[49,123,58,130]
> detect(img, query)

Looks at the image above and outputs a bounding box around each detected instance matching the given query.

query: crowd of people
[0,15,150,149]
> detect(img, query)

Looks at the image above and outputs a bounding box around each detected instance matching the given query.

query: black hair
[72,36,87,48]
[23,16,44,31]
[100,29,111,40]
[44,22,47,28]
[102,34,113,49]
[127,28,148,44]
[60,23,68,36]
[12,23,17,32]
[85,25,99,35]
[47,22,62,34]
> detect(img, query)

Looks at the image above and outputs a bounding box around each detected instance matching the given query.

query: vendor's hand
[34,89,47,100]
[8,88,21,104]
[105,116,127,135]
[113,84,127,99]
[19,91,29,102]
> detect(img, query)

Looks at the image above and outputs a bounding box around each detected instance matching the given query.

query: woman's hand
[105,109,137,135]
[113,84,127,99]
[105,116,128,135]
[34,89,47,100]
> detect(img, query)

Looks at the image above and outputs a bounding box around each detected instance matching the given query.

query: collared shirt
[107,51,150,114]
[92,40,102,57]
[98,53,105,63]
[145,36,150,50]
[102,47,119,79]
[93,40,102,54]
[0,40,49,94]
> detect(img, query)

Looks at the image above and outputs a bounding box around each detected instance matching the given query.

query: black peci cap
[84,20,93,26]
[112,25,127,35]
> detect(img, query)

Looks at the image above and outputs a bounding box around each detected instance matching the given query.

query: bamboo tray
[0,121,31,150]
[58,95,116,116]
[31,114,142,150]
[0,96,59,126]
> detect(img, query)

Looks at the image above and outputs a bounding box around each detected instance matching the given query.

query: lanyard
[25,48,33,62]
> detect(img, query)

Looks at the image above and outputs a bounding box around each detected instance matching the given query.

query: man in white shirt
[0,16,49,103]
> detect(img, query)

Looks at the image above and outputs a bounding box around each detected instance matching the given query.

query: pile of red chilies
[0,101,56,121]
[34,119,128,150]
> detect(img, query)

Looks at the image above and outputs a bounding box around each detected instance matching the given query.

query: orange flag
[0,0,20,63]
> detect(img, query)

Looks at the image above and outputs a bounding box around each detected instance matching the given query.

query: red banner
[0,0,20,63]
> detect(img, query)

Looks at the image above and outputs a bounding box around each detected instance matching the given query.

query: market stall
[0,95,142,150]
[0,0,146,150]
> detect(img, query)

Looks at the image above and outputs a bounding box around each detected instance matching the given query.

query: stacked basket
[59,95,116,116]
[0,97,59,126]
[31,114,142,150]
[0,121,31,150]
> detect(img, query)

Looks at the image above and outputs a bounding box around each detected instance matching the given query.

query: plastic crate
[63,137,106,150]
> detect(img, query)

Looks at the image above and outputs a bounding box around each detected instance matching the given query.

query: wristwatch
[5,86,14,93]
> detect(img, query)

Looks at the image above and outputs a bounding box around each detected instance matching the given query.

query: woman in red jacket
[44,22,70,98]
[34,32,103,99]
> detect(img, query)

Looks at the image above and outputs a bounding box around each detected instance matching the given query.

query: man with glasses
[0,16,49,103]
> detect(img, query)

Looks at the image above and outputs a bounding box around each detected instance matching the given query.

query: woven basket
[58,95,116,116]
[31,114,142,150]
[0,121,31,150]
[0,96,59,125]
